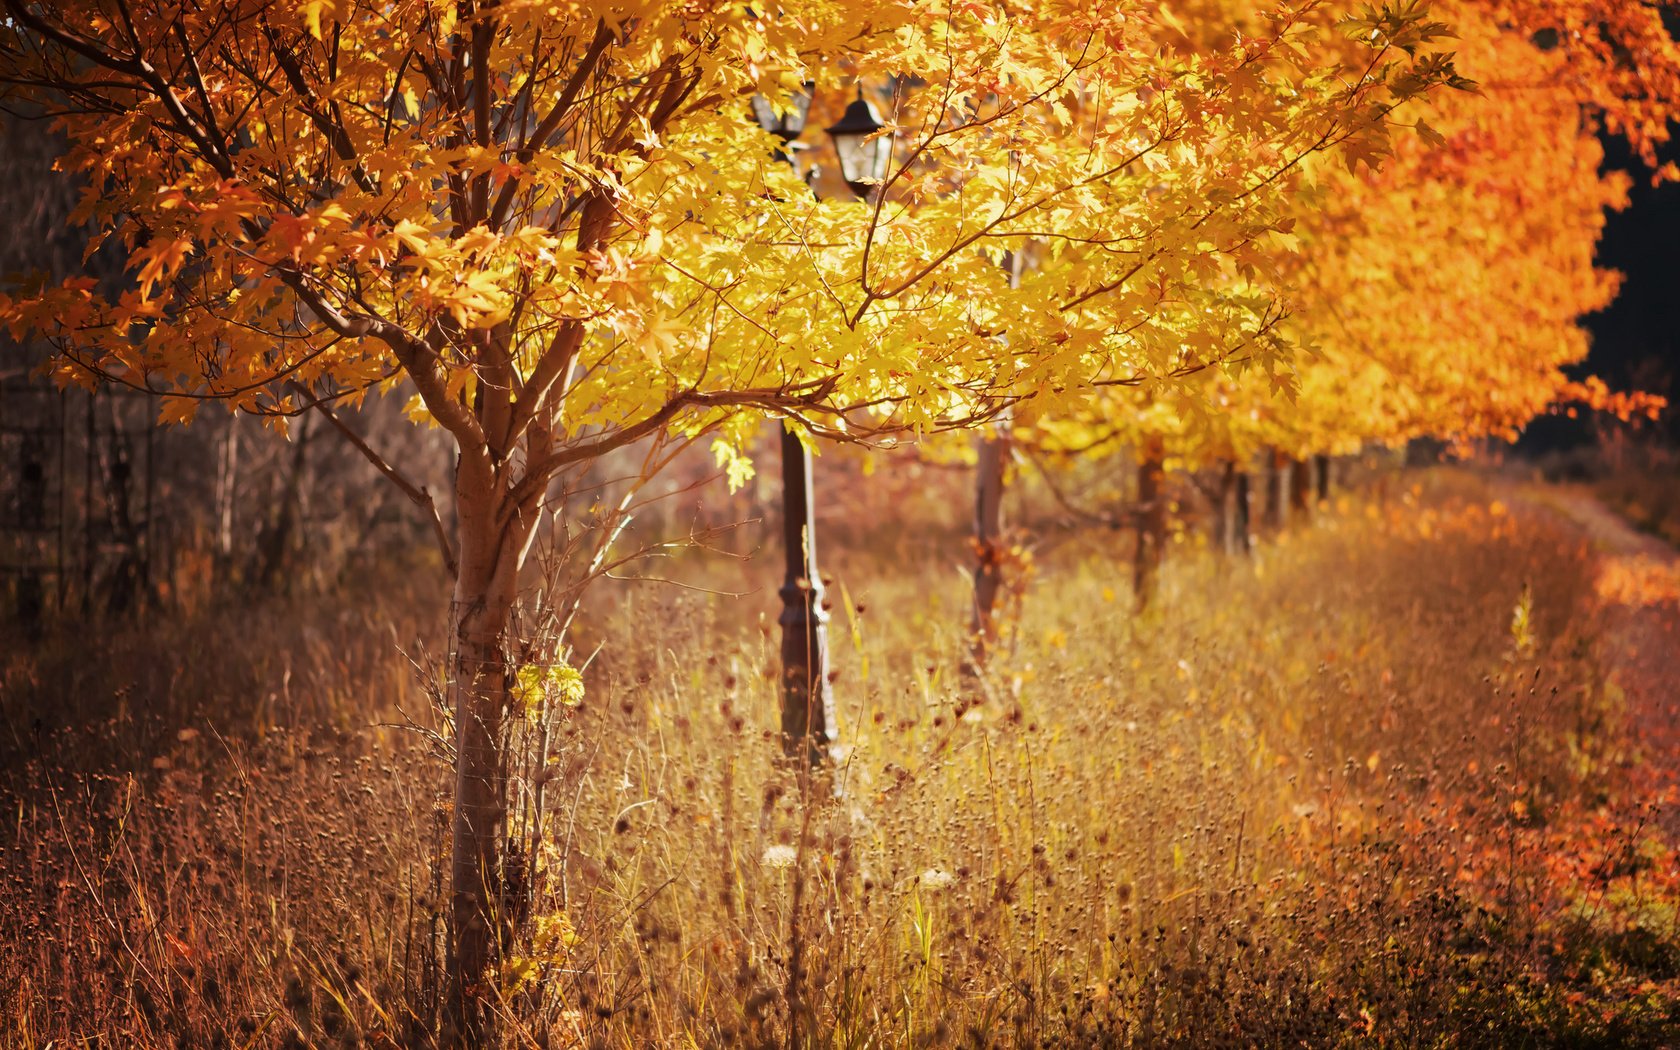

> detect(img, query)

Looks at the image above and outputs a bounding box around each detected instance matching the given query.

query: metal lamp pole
[775,423,831,767]
[749,84,891,767]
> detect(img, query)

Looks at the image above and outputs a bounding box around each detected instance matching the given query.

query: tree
[995,0,1675,604]
[1273,0,1672,451]
[0,0,1467,1034]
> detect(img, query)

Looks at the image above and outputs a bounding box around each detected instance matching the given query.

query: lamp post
[824,89,892,201]
[749,82,890,768]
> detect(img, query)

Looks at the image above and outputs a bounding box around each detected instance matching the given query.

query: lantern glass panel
[826,95,893,190]
[750,88,812,141]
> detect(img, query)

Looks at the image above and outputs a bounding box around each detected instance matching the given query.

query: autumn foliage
[0,0,1674,1041]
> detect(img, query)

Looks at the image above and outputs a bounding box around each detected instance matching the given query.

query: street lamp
[824,89,891,200]
[749,81,829,770]
[749,87,813,152]
[748,81,892,769]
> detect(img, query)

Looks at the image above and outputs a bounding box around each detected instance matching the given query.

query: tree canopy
[0,0,1628,1032]
[0,0,1463,483]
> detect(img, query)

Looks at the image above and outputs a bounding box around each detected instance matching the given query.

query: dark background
[1523,131,1680,450]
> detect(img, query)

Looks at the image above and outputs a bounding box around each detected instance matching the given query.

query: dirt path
[1526,483,1680,838]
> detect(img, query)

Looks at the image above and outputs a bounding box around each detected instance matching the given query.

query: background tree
[998,0,1673,608]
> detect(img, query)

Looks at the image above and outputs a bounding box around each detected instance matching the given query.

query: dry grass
[2,468,1677,1048]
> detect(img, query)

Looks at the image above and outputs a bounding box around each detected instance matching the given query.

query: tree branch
[508,378,841,508]
[300,388,459,578]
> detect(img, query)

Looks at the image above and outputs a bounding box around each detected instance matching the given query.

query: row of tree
[964,0,1668,618]
[0,0,1672,1038]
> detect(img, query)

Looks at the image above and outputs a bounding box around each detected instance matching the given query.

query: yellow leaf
[299,0,331,39]
[158,396,199,425]
[390,218,431,255]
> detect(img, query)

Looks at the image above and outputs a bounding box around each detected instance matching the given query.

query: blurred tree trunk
[218,420,240,552]
[252,416,312,591]
[1263,448,1288,530]
[215,418,240,578]
[1289,455,1312,520]
[1133,437,1165,611]
[970,417,1010,665]
[1314,454,1332,504]
[103,433,140,615]
[1220,460,1251,556]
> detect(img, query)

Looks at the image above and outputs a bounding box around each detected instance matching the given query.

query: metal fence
[1,369,160,629]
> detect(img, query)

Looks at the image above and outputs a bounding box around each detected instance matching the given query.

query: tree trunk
[445,452,533,1042]
[103,437,139,615]
[1220,460,1252,556]
[1263,448,1288,530]
[1133,439,1165,611]
[1288,455,1312,521]
[215,416,239,570]
[446,602,510,1042]
[253,416,311,591]
[1405,437,1444,468]
[970,420,1010,666]
[1314,453,1331,504]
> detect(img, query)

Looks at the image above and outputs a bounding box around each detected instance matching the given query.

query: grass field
[3,469,1678,1048]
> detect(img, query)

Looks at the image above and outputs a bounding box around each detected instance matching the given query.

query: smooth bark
[444,449,539,1040]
